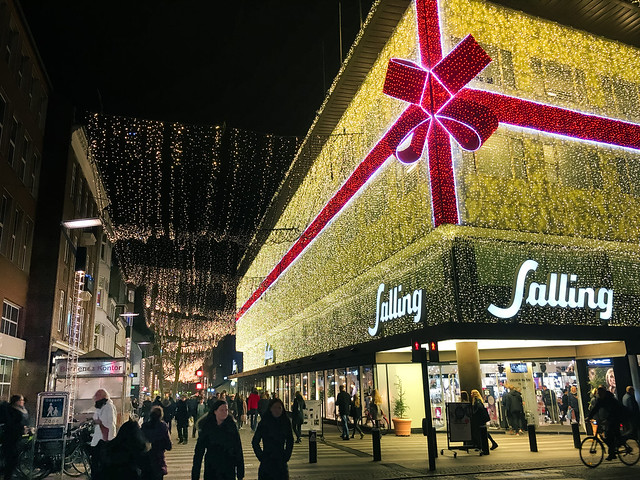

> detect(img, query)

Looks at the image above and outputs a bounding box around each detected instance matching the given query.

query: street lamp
[61,217,103,229]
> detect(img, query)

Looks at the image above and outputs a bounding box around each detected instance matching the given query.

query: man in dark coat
[622,386,640,440]
[252,398,293,480]
[505,387,524,434]
[192,400,244,480]
[336,384,352,440]
[175,396,190,444]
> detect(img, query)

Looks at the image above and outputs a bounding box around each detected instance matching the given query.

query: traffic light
[196,368,203,377]
[428,340,439,363]
[411,340,426,363]
[196,382,203,390]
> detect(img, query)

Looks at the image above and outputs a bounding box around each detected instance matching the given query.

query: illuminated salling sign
[369,283,423,336]
[488,260,614,321]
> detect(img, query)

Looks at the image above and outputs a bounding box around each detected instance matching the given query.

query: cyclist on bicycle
[587,385,628,461]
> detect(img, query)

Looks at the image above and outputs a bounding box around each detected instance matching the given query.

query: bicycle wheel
[63,445,90,477]
[618,437,640,466]
[379,417,389,435]
[580,436,604,468]
[17,447,51,480]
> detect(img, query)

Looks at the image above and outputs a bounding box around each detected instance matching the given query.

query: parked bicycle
[361,408,389,435]
[17,421,93,479]
[579,420,640,468]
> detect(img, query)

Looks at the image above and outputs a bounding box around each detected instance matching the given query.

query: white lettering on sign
[488,260,614,321]
[369,283,423,336]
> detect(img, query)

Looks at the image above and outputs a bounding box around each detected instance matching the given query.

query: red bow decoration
[236,0,640,322]
[382,34,498,162]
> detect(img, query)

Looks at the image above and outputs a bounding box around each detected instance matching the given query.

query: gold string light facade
[237,0,640,371]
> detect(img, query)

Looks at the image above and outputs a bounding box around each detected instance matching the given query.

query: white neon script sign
[488,260,614,321]
[369,283,423,336]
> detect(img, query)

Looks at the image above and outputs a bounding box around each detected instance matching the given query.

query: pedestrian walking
[91,389,118,480]
[350,393,364,439]
[101,419,150,479]
[235,393,247,430]
[505,386,524,434]
[622,386,640,439]
[191,400,244,480]
[162,395,176,434]
[187,396,198,435]
[336,384,352,440]
[291,391,305,443]
[141,399,153,423]
[247,388,260,431]
[371,389,384,428]
[567,385,580,424]
[470,389,498,451]
[0,394,29,480]
[258,393,270,420]
[141,406,172,480]
[177,396,191,444]
[252,398,294,480]
[193,396,206,438]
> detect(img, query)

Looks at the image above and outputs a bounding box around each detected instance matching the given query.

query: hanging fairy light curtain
[86,112,300,318]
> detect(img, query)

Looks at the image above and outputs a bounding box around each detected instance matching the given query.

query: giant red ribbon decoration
[236,0,640,321]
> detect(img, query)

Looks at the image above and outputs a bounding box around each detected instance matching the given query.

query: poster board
[445,402,472,442]
[301,400,322,433]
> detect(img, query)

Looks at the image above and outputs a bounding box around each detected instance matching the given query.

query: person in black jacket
[252,398,294,480]
[505,387,524,434]
[291,391,305,443]
[101,419,149,480]
[1,394,29,480]
[175,396,190,444]
[141,406,172,480]
[336,384,352,440]
[191,400,244,480]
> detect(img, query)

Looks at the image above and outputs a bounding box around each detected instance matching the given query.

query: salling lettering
[488,260,613,321]
[369,283,423,336]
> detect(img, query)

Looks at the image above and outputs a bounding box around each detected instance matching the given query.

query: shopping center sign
[488,259,614,321]
[369,283,424,336]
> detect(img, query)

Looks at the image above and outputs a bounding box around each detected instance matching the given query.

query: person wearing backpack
[291,392,305,444]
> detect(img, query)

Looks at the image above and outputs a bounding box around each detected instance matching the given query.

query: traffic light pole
[420,355,437,471]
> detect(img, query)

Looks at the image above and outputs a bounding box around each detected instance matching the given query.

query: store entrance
[427,359,581,432]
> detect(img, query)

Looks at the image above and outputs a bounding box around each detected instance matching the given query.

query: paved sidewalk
[165,426,586,479]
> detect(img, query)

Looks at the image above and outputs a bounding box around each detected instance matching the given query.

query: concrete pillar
[456,341,482,399]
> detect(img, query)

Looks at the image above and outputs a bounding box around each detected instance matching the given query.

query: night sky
[20,0,375,136]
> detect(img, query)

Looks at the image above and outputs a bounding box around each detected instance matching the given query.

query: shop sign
[587,358,612,366]
[369,283,423,336]
[264,343,275,365]
[55,359,126,377]
[488,260,614,321]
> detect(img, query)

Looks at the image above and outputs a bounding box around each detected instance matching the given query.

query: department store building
[234,0,640,432]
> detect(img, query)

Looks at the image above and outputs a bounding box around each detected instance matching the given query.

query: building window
[70,163,77,199]
[30,150,39,197]
[7,117,17,167]
[128,289,135,303]
[20,218,32,270]
[57,290,65,332]
[1,300,19,337]
[17,135,28,182]
[0,358,13,399]
[4,27,16,66]
[8,207,22,262]
[0,93,6,142]
[76,180,83,213]
[0,193,8,253]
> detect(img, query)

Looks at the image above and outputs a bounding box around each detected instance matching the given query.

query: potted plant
[392,376,412,436]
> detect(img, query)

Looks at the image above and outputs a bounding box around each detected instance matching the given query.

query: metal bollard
[479,425,490,455]
[308,430,317,463]
[527,424,537,452]
[571,422,581,448]
[372,427,381,461]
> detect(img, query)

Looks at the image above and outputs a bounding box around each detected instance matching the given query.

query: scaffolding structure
[64,270,86,423]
